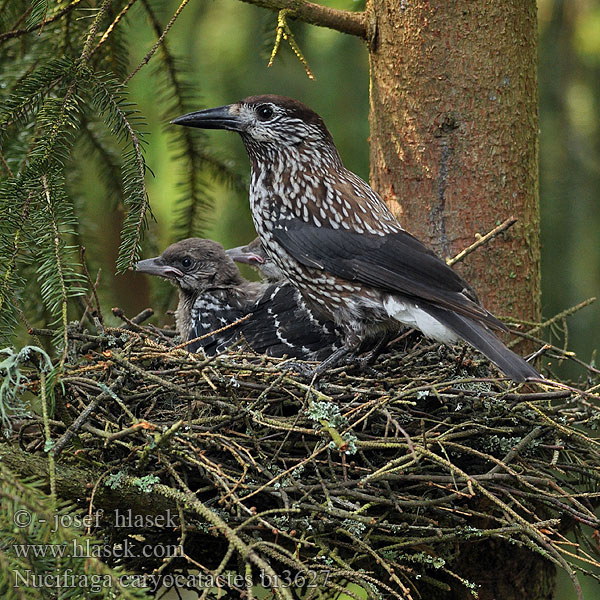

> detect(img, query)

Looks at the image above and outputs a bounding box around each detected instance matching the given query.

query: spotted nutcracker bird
[227,237,284,283]
[172,96,540,381]
[136,238,343,360]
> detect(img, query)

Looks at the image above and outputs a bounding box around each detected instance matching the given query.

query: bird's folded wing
[240,284,341,360]
[188,305,247,354]
[272,220,506,332]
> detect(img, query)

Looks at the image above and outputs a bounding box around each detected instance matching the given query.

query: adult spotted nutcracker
[136,238,343,360]
[172,96,540,381]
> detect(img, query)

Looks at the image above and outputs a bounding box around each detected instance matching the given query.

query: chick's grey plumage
[136,238,343,360]
[136,238,262,354]
[172,96,540,382]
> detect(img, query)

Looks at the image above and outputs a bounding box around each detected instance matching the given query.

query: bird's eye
[256,104,274,121]
[181,257,193,269]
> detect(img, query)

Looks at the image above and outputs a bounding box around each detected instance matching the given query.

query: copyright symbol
[13,510,32,528]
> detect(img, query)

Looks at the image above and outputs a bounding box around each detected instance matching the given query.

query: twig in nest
[170,313,254,351]
[112,306,155,329]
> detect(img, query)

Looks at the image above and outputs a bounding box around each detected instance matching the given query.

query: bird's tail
[424,306,540,382]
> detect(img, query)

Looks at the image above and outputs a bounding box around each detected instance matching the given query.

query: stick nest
[18,312,600,600]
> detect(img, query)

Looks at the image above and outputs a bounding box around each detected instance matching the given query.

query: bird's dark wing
[186,284,341,359]
[238,284,342,360]
[272,219,506,332]
[188,298,248,354]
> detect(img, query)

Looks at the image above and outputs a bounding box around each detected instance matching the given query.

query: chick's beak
[136,257,183,279]
[226,246,264,266]
[171,105,242,131]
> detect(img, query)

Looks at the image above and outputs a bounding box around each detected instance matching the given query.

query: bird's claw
[355,362,380,378]
[281,361,320,382]
[346,354,380,377]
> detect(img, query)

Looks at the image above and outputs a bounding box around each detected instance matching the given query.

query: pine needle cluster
[0,0,241,352]
[0,462,151,600]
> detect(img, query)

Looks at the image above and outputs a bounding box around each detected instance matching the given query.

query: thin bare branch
[447,216,518,266]
[124,0,191,85]
[0,0,83,44]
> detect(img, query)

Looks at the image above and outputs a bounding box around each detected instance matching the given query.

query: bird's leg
[282,342,358,382]
[354,332,391,369]
[281,346,351,380]
[280,360,319,380]
[312,344,355,375]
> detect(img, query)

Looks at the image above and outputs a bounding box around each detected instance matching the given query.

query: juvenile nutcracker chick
[136,238,343,360]
[227,237,284,283]
[172,95,540,381]
[136,238,261,354]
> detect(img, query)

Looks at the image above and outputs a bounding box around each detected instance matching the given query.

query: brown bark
[367,0,541,323]
[365,2,548,596]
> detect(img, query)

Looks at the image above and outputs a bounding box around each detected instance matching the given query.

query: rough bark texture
[0,445,176,517]
[367,0,541,324]
[365,2,550,598]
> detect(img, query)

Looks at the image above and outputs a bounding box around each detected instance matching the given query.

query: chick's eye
[256,104,274,121]
[181,257,193,269]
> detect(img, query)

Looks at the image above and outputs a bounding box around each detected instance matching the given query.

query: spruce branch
[91,0,139,60]
[86,72,150,272]
[0,1,31,32]
[30,79,80,166]
[0,58,73,144]
[0,460,152,600]
[0,194,31,344]
[0,0,84,44]
[79,0,113,63]
[1,71,86,347]
[238,0,367,38]
[137,0,246,247]
[79,117,124,206]
[0,149,12,176]
[124,0,191,85]
[137,0,212,243]
[26,0,50,32]
[41,176,68,365]
[92,3,133,82]
[33,173,86,352]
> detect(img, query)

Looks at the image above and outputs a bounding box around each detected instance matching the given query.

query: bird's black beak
[171,105,242,131]
[226,245,264,266]
[136,257,183,279]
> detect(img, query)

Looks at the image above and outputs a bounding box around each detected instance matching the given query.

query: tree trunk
[366,2,549,598]
[367,0,541,324]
